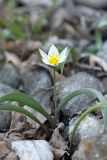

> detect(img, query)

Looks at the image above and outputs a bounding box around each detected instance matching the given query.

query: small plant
[39,45,69,120]
[0,45,107,143]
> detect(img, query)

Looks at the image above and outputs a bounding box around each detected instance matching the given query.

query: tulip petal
[59,47,68,63]
[39,49,48,59]
[42,58,50,65]
[48,45,59,56]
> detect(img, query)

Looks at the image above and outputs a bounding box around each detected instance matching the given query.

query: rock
[0,52,5,69]
[57,72,104,117]
[20,0,63,7]
[11,140,53,160]
[97,41,107,63]
[50,8,71,32]
[22,66,53,127]
[73,0,107,9]
[68,116,103,140]
[66,116,104,156]
[96,41,107,92]
[24,89,53,127]
[22,66,53,94]
[0,63,21,88]
[72,133,107,160]
[44,36,73,52]
[0,83,15,129]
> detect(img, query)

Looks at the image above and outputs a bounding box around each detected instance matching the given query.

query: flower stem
[53,67,57,121]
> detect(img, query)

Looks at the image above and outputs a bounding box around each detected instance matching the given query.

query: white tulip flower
[39,45,68,66]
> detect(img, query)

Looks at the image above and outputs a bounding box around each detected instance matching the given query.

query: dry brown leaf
[4,151,18,160]
[10,111,32,132]
[5,52,21,69]
[23,128,37,139]
[89,55,107,72]
[25,40,42,51]
[49,123,68,159]
[4,41,23,55]
[5,111,32,141]
[51,147,69,160]
[0,140,10,159]
[8,131,24,141]
[0,140,18,160]
[4,40,42,56]
[20,53,41,74]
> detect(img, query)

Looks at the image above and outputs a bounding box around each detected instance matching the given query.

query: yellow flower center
[48,53,60,65]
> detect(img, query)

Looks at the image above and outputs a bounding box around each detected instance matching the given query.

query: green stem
[70,102,107,144]
[53,67,57,121]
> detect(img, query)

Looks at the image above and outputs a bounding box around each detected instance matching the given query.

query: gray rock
[51,8,71,31]
[97,41,107,63]
[11,140,53,160]
[73,0,107,9]
[68,116,103,140]
[68,116,104,157]
[22,66,53,127]
[72,133,107,160]
[44,36,73,52]
[24,89,53,127]
[57,72,104,116]
[0,83,15,129]
[96,41,107,92]
[0,52,5,69]
[0,63,21,88]
[22,66,53,94]
[31,89,53,114]
[20,0,63,7]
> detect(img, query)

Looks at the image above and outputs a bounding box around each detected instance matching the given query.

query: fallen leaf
[49,123,68,159]
[89,55,107,72]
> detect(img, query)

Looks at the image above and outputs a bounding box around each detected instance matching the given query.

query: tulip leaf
[58,88,105,111]
[70,102,107,143]
[0,104,47,132]
[0,92,55,126]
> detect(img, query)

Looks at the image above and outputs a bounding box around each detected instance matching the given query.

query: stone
[11,140,53,160]
[44,36,73,52]
[57,72,104,117]
[72,133,107,160]
[0,52,5,69]
[0,83,15,129]
[20,0,63,7]
[22,66,53,94]
[22,66,53,127]
[97,41,107,63]
[24,89,53,127]
[0,63,21,88]
[68,116,103,140]
[73,0,107,9]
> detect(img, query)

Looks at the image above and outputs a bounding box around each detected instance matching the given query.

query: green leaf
[8,21,25,41]
[0,92,55,127]
[70,102,107,143]
[0,104,47,132]
[59,62,65,75]
[94,29,103,50]
[70,48,78,62]
[70,48,78,72]
[58,88,105,112]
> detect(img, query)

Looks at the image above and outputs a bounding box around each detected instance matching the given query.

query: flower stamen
[48,53,60,65]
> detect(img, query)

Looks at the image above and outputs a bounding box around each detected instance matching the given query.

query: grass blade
[70,102,107,142]
[0,104,47,132]
[58,88,105,111]
[0,92,55,126]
